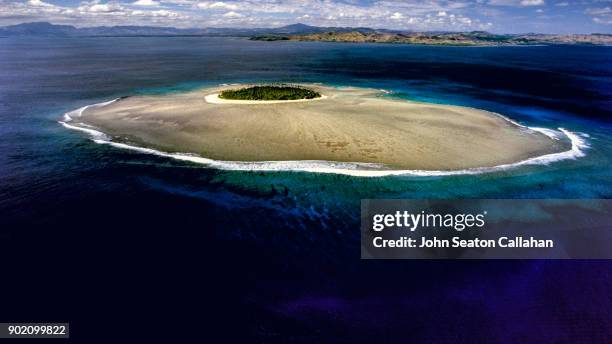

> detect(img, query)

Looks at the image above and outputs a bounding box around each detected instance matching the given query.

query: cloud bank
[0,0,609,33]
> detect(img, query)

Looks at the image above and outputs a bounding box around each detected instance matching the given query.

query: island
[67,84,569,171]
[219,85,321,101]
[250,31,612,46]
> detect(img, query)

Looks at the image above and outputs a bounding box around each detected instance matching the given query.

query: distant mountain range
[0,22,362,37]
[1,22,610,46]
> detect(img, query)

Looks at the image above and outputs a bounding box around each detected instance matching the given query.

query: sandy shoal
[75,84,568,170]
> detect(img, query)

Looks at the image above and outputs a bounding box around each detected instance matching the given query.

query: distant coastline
[250,31,612,46]
[2,22,610,46]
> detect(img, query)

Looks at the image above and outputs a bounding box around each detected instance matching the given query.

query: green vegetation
[219,85,321,101]
[249,35,290,41]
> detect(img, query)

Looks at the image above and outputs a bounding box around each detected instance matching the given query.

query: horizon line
[2,21,611,36]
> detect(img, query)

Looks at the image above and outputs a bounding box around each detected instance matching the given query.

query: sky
[1,0,611,33]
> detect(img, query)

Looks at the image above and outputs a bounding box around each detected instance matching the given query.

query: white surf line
[62,98,120,122]
[441,106,566,142]
[204,93,328,105]
[529,127,563,140]
[59,99,590,178]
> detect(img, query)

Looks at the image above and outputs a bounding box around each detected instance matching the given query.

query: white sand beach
[72,84,568,170]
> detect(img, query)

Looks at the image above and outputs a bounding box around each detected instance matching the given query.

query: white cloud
[586,6,612,25]
[520,0,544,6]
[594,17,612,24]
[79,2,125,13]
[0,0,606,33]
[488,0,544,6]
[28,0,55,7]
[586,7,612,15]
[390,12,404,20]
[210,2,238,10]
[160,0,195,3]
[133,0,160,6]
[197,1,238,11]
[150,9,178,16]
[222,11,243,18]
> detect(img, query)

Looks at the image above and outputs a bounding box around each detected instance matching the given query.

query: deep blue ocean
[1,37,611,342]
